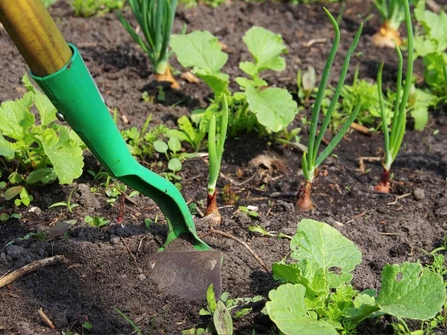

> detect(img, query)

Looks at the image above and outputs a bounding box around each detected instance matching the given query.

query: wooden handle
[0,0,72,76]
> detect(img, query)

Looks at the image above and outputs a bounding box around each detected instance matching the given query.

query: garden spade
[0,0,221,299]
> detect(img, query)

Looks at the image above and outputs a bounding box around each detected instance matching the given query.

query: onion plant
[206,95,229,223]
[297,10,363,211]
[375,0,414,193]
[118,0,179,88]
[372,0,415,48]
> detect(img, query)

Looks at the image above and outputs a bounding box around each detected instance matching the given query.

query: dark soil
[1,1,447,334]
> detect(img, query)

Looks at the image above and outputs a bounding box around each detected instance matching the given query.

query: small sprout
[85,215,110,228]
[239,206,259,218]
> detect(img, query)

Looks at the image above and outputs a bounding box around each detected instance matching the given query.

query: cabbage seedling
[118,0,179,88]
[375,0,414,193]
[297,10,363,211]
[372,0,416,48]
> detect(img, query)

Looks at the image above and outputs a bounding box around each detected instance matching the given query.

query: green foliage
[171,26,297,134]
[302,10,362,183]
[114,308,143,335]
[84,215,110,228]
[48,188,79,212]
[373,0,417,30]
[414,0,447,97]
[118,0,177,75]
[239,206,259,218]
[184,284,262,335]
[42,0,57,7]
[377,0,413,172]
[0,75,84,206]
[5,221,74,247]
[266,219,446,335]
[71,0,124,17]
[179,0,226,9]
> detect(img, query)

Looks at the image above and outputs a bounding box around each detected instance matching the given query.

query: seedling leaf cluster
[267,219,446,335]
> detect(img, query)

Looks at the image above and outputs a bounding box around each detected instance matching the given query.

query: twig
[120,237,138,266]
[387,193,411,206]
[201,229,269,272]
[302,38,326,47]
[38,308,55,329]
[350,122,371,134]
[219,172,257,187]
[357,156,381,173]
[0,255,66,289]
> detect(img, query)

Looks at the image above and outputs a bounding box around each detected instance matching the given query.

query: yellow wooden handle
[0,0,72,76]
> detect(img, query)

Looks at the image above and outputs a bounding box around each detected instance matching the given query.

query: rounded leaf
[154,140,168,153]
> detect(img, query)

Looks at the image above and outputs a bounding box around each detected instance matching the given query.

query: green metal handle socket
[31,45,209,251]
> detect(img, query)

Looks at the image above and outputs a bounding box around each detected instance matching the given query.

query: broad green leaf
[414,0,447,54]
[154,140,168,153]
[246,85,297,132]
[4,186,23,200]
[266,283,338,335]
[22,74,57,126]
[345,290,379,325]
[409,87,442,130]
[239,62,258,77]
[168,136,181,153]
[0,133,15,160]
[0,92,34,140]
[41,128,84,184]
[243,26,287,73]
[195,70,229,97]
[377,262,446,320]
[26,168,57,184]
[170,31,228,74]
[168,158,182,172]
[291,219,362,288]
[213,301,233,335]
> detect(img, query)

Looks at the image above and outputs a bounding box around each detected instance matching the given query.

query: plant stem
[206,95,229,222]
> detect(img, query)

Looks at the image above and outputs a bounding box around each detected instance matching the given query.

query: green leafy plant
[414,0,447,97]
[239,205,259,218]
[84,215,110,228]
[0,75,84,206]
[5,221,74,247]
[71,0,125,17]
[297,10,362,211]
[375,0,413,193]
[267,219,446,335]
[372,0,416,48]
[333,68,436,132]
[183,284,262,335]
[171,27,297,221]
[48,188,79,212]
[118,0,179,88]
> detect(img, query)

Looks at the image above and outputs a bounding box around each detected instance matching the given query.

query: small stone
[224,239,234,250]
[413,188,425,201]
[6,245,27,259]
[110,235,120,245]
[137,273,147,281]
